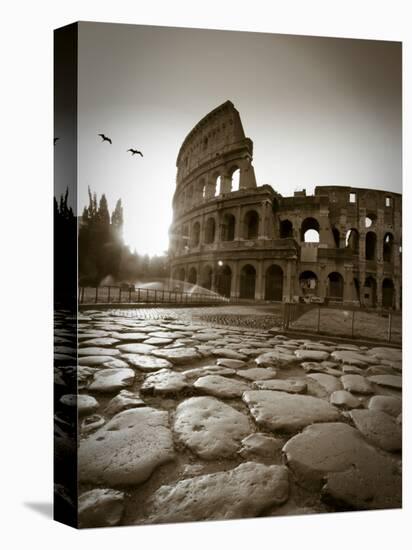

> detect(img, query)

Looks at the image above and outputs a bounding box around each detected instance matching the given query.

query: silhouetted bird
[98,133,112,144]
[54,137,59,145]
[127,149,143,157]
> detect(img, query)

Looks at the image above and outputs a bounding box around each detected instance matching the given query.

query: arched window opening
[279,219,293,239]
[332,227,340,248]
[191,222,200,247]
[188,267,197,285]
[231,169,240,192]
[244,210,259,239]
[365,214,376,229]
[383,232,394,263]
[240,265,256,299]
[177,267,185,282]
[201,265,213,290]
[216,265,232,298]
[365,231,377,261]
[364,276,377,307]
[301,217,320,243]
[221,213,236,241]
[299,271,318,294]
[382,278,395,309]
[265,265,283,301]
[327,272,344,300]
[215,176,222,197]
[205,218,216,244]
[345,229,359,254]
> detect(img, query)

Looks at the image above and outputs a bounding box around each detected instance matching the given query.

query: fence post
[128,286,132,303]
[317,306,321,333]
[95,286,98,304]
[108,286,111,303]
[388,313,392,342]
[118,287,121,302]
[137,288,140,302]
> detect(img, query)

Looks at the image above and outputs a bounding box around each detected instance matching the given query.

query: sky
[73,22,401,256]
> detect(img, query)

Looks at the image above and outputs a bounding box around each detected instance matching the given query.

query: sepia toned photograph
[54,22,402,528]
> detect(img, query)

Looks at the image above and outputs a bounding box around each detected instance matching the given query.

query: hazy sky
[76,22,401,255]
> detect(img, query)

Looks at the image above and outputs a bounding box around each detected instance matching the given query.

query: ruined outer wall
[168,102,402,309]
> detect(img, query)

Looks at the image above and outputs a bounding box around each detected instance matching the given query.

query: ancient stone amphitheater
[169,101,401,309]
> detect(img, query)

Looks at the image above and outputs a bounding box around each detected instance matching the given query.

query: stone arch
[201,265,213,290]
[221,213,236,241]
[345,228,359,254]
[383,232,394,262]
[364,276,377,307]
[301,217,320,242]
[188,267,197,285]
[205,217,216,244]
[365,231,377,260]
[240,264,256,299]
[216,264,232,297]
[243,210,259,239]
[279,219,293,239]
[191,221,200,247]
[299,270,318,294]
[327,271,344,300]
[382,278,395,309]
[265,264,283,301]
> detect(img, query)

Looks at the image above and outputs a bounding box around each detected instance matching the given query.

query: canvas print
[54,22,402,528]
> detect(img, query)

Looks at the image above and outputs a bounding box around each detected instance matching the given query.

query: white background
[0,1,410,548]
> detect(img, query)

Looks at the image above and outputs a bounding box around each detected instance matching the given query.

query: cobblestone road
[54,307,402,527]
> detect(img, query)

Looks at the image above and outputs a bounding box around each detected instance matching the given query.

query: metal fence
[78,286,229,306]
[283,302,401,344]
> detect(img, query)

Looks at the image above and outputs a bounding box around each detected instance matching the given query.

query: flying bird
[127,149,143,157]
[98,133,112,144]
[54,137,59,145]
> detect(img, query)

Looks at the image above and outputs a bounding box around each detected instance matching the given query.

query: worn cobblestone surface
[55,306,402,527]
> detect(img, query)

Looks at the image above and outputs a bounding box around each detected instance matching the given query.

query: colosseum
[168,100,402,310]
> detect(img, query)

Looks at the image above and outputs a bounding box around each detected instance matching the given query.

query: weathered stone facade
[169,101,401,309]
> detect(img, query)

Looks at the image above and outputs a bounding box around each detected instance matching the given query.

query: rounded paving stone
[282,422,401,509]
[105,390,145,416]
[121,354,172,371]
[151,347,201,364]
[242,391,340,432]
[216,358,247,369]
[295,350,330,362]
[341,374,374,394]
[78,347,120,357]
[236,367,278,381]
[141,369,190,395]
[349,409,402,452]
[367,374,402,390]
[60,394,99,415]
[89,368,135,393]
[252,379,307,394]
[368,395,402,417]
[173,396,250,459]
[117,343,156,355]
[330,390,362,409]
[79,407,175,486]
[238,433,283,459]
[143,462,289,524]
[193,375,250,398]
[307,373,342,394]
[79,488,125,528]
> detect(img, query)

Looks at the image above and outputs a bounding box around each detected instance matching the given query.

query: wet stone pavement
[55,308,402,528]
